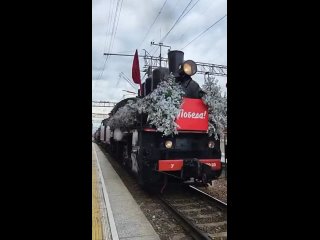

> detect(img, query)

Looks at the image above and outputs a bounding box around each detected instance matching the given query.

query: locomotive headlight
[165,140,173,149]
[208,141,215,148]
[182,60,197,76]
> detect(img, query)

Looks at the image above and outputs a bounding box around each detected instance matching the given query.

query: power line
[160,0,193,43]
[103,0,115,54]
[181,14,226,50]
[97,0,118,80]
[97,0,117,80]
[148,0,202,57]
[97,56,107,80]
[109,0,124,55]
[181,0,201,20]
[97,0,124,80]
[120,72,138,90]
[148,0,195,56]
[149,44,159,56]
[137,0,168,50]
[176,0,201,42]
[105,0,123,66]
[107,0,121,54]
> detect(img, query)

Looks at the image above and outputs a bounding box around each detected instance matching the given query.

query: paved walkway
[93,143,160,240]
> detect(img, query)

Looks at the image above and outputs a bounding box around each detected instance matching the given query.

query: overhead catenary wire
[103,0,116,54]
[180,0,201,20]
[104,0,124,70]
[181,14,226,50]
[106,0,122,55]
[122,77,136,90]
[149,0,199,56]
[97,0,118,80]
[160,0,194,43]
[137,0,168,50]
[109,0,124,55]
[120,72,138,90]
[124,78,137,90]
[176,0,201,41]
[148,0,192,56]
[97,0,124,80]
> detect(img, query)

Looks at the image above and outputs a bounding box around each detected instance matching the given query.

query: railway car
[93,126,101,143]
[99,50,223,187]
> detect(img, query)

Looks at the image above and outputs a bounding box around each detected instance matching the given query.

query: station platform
[92,142,160,240]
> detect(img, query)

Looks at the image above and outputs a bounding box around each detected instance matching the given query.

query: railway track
[221,162,227,177]
[158,185,227,240]
[98,144,227,239]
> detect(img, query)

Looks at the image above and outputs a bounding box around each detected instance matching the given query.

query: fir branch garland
[201,76,227,138]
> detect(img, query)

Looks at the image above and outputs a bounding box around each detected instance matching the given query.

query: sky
[92,0,227,130]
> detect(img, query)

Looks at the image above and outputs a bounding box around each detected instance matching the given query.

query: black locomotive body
[94,50,223,187]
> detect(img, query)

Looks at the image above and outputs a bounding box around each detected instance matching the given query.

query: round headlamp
[165,140,173,149]
[208,141,215,149]
[182,60,197,76]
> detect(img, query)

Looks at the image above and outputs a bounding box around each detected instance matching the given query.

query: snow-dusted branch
[201,76,227,138]
[107,74,227,138]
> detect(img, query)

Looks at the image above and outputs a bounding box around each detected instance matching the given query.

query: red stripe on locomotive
[158,160,183,171]
[199,159,221,170]
[158,159,221,171]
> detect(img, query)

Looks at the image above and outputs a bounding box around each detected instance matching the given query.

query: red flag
[132,49,142,94]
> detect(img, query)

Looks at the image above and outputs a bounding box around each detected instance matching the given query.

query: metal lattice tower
[92,101,116,121]
[92,113,109,118]
[92,101,117,108]
[104,52,227,78]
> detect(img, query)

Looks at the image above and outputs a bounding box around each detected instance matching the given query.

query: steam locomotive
[94,50,222,187]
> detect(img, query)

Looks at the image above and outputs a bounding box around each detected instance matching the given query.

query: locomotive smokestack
[168,50,184,77]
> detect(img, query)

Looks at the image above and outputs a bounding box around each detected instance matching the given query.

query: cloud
[92,0,227,107]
